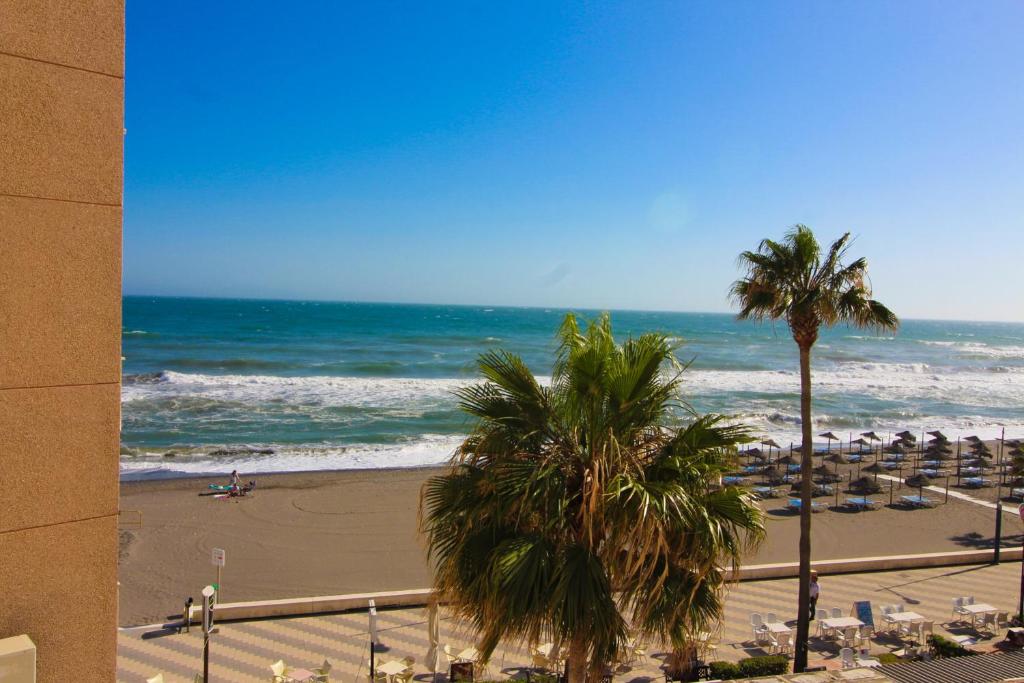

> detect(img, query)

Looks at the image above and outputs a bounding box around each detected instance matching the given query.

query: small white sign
[212,548,226,567]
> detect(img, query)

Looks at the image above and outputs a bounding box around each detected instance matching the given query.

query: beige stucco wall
[0,1,124,681]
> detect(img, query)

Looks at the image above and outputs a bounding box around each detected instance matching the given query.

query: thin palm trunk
[567,633,589,683]
[794,344,813,671]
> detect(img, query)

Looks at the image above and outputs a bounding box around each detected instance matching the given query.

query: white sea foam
[123,362,1024,411]
[119,433,464,476]
[123,371,472,408]
[120,362,1024,474]
[683,363,1024,407]
[917,340,1024,359]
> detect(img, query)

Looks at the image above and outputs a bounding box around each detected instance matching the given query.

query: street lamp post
[1018,504,1024,623]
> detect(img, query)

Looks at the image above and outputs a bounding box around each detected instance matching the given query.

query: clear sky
[124,1,1024,321]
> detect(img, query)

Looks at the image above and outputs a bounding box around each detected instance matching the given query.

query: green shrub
[706,656,788,680]
[928,633,977,658]
[876,653,902,665]
[707,661,741,680]
[737,655,789,677]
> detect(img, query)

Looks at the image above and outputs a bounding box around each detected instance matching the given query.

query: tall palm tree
[731,226,898,671]
[421,313,764,683]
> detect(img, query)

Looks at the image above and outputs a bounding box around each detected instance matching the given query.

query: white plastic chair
[831,607,843,619]
[965,596,975,605]
[270,660,289,683]
[815,609,829,637]
[315,659,332,683]
[750,613,768,643]
[765,612,778,624]
[838,627,860,648]
[147,675,164,683]
[771,631,793,655]
[840,648,855,669]
[951,597,965,621]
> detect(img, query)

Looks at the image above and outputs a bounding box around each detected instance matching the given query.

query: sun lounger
[901,495,936,508]
[845,496,879,510]
[962,477,991,488]
[787,498,826,512]
[753,486,778,499]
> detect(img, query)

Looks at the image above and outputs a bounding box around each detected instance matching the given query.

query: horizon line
[120,292,1024,326]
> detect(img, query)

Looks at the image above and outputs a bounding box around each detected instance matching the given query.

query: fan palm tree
[420,313,764,683]
[731,225,898,671]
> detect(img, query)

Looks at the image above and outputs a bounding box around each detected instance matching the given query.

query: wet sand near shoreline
[117,461,1012,627]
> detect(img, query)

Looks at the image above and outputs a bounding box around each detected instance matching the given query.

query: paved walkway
[877,474,1020,516]
[118,562,1022,682]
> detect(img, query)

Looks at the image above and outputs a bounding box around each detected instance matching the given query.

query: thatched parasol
[861,431,882,442]
[864,461,886,481]
[905,472,932,501]
[819,432,840,454]
[813,464,840,483]
[827,452,849,465]
[906,473,932,488]
[762,466,786,485]
[850,476,881,494]
[851,437,870,449]
[964,435,982,444]
[777,454,797,465]
[895,430,917,443]
[762,438,781,450]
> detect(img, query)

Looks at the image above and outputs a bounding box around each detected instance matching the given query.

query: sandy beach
[117,458,1013,627]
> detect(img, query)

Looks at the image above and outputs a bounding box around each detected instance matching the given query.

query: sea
[120,296,1024,478]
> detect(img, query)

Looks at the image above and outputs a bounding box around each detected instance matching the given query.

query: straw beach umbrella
[826,452,848,465]
[813,464,839,483]
[906,472,931,496]
[819,432,840,454]
[864,461,886,482]
[850,475,881,494]
[895,430,917,444]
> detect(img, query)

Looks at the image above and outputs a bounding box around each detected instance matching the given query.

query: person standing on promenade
[809,570,820,620]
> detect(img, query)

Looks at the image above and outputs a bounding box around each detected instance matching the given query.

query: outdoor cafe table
[887,611,925,626]
[377,660,411,677]
[961,603,997,625]
[763,621,791,633]
[821,616,864,632]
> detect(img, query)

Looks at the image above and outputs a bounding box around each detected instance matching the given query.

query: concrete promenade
[118,561,1022,682]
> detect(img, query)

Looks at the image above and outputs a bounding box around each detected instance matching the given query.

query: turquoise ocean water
[121,296,1024,477]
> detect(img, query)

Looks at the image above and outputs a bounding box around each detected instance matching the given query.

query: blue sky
[125,1,1024,321]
